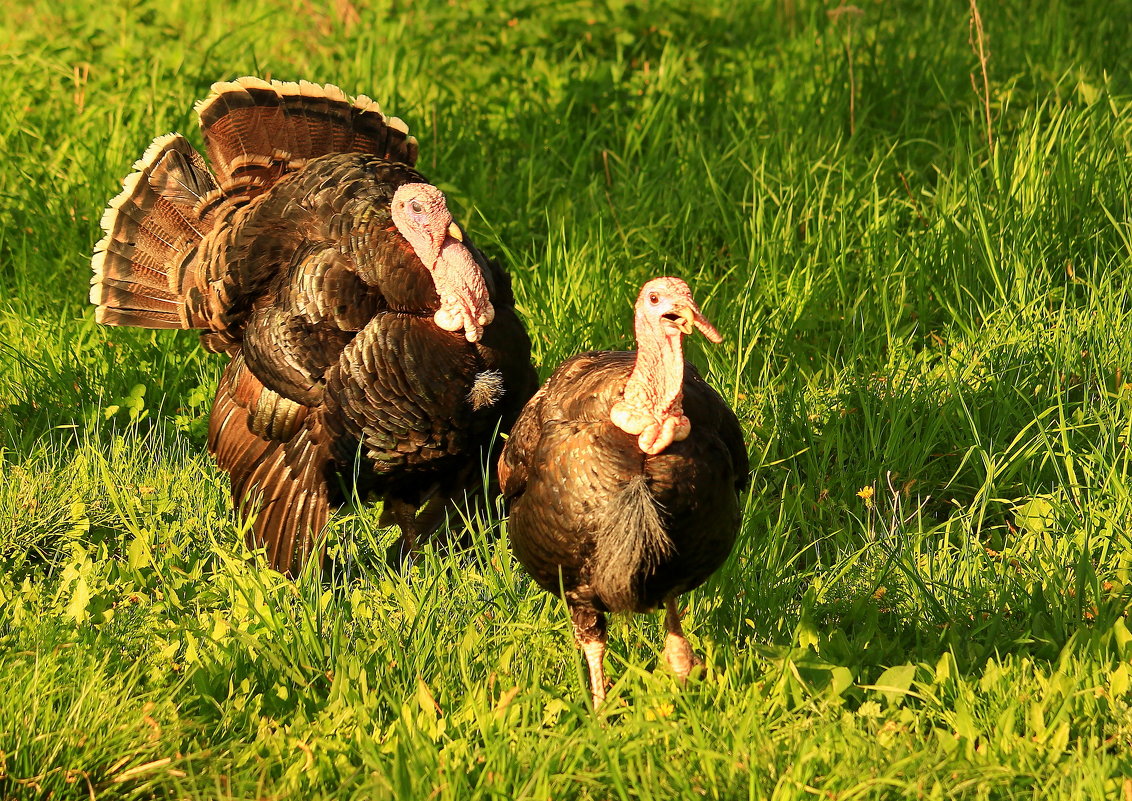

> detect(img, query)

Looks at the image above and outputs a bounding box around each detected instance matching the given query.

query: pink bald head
[611,277,722,454]
[391,183,495,342]
[633,277,722,344]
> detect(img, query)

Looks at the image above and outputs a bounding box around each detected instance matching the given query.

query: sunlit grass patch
[3,0,1132,797]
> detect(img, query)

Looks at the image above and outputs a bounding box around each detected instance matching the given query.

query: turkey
[499,277,748,707]
[91,77,538,574]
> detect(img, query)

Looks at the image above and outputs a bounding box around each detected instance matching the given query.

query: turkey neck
[620,312,686,424]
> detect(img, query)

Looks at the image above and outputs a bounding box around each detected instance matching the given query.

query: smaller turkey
[499,277,749,707]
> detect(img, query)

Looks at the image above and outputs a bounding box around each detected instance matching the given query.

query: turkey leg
[383,469,491,567]
[383,494,448,568]
[662,597,702,680]
[572,606,608,708]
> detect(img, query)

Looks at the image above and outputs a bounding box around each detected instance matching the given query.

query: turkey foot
[572,607,608,708]
[662,597,702,681]
[383,494,449,569]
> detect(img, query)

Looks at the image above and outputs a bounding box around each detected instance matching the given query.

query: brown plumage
[499,278,748,707]
[92,77,537,574]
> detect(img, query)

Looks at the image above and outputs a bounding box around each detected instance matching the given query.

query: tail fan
[194,76,419,203]
[90,134,219,329]
[93,78,418,331]
[590,475,673,613]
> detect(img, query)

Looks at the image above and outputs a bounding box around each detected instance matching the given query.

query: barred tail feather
[590,476,673,613]
[194,76,419,201]
[208,355,329,576]
[91,134,218,329]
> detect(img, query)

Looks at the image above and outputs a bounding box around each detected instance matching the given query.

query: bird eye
[648,292,660,305]
[409,200,423,214]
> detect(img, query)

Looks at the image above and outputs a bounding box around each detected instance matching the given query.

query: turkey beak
[674,303,723,343]
[447,222,464,242]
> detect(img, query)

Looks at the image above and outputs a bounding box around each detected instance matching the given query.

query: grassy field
[3,0,1132,797]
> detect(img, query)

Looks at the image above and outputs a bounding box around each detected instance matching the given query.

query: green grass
[3,0,1132,797]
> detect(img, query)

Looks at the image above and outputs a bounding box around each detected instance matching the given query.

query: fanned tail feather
[194,76,419,203]
[91,134,219,329]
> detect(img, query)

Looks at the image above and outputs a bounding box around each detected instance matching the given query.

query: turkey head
[610,277,721,455]
[391,183,494,342]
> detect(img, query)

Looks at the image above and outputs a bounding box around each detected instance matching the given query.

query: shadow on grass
[697,356,1125,679]
[0,322,215,460]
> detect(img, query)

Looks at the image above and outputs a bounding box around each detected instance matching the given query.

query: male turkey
[91,77,537,574]
[499,277,748,707]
